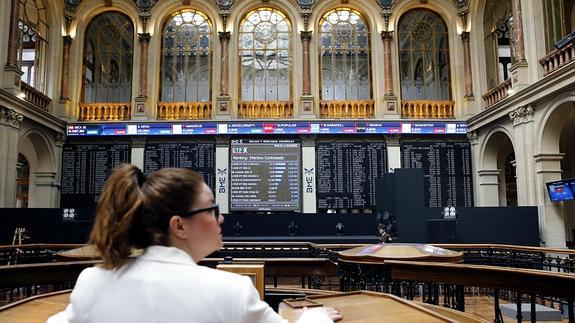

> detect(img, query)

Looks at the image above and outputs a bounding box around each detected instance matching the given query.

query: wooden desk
[279,291,487,323]
[0,290,70,323]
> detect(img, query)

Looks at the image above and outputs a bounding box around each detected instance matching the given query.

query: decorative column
[0,106,24,207]
[133,33,150,119]
[216,31,231,117]
[509,105,536,205]
[381,31,397,116]
[3,0,23,92]
[509,0,528,90]
[300,31,314,116]
[59,36,73,101]
[461,32,474,100]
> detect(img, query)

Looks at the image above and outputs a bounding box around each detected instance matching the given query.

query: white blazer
[47,246,332,323]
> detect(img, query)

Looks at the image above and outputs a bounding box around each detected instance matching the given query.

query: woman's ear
[168,215,188,239]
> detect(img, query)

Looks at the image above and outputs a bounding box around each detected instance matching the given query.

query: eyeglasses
[181,204,220,220]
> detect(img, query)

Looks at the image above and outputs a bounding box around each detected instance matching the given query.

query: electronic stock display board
[229,139,301,212]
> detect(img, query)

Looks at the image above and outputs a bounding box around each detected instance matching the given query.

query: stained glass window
[239,8,291,101]
[161,9,212,102]
[83,12,133,103]
[18,0,49,93]
[319,8,371,101]
[398,9,450,100]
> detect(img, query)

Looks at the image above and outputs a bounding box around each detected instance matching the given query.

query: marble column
[60,36,72,100]
[301,31,312,96]
[219,31,230,96]
[138,33,151,98]
[461,32,474,99]
[6,0,19,67]
[511,0,526,62]
[0,106,23,207]
[381,31,394,96]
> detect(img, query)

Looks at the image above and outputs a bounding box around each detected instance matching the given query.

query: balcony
[400,100,455,119]
[482,79,512,108]
[238,101,293,118]
[20,82,51,111]
[78,103,131,121]
[157,102,212,120]
[540,40,575,76]
[319,100,375,119]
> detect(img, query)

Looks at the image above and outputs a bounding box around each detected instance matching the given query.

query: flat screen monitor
[546,180,574,202]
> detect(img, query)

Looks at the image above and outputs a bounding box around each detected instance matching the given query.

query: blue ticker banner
[67,121,468,136]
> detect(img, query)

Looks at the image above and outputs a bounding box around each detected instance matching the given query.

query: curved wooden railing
[78,102,131,121]
[482,79,512,108]
[400,100,455,119]
[238,101,293,118]
[319,100,375,119]
[20,82,51,110]
[157,102,212,120]
[540,41,575,76]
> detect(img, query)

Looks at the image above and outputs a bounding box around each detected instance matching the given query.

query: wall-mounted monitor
[546,179,574,202]
[229,139,301,212]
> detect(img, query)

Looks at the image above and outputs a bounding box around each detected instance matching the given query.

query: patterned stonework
[0,106,24,128]
[508,105,534,125]
[466,131,479,145]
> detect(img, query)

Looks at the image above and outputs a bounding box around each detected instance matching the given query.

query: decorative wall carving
[0,106,24,128]
[508,105,535,125]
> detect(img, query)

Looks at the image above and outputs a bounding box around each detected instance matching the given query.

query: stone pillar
[3,0,23,92]
[300,31,315,116]
[509,105,536,205]
[60,36,73,101]
[5,0,19,67]
[34,171,59,207]
[301,135,316,213]
[381,31,397,116]
[0,106,23,207]
[133,33,150,119]
[461,32,474,100]
[477,169,501,206]
[467,131,481,206]
[384,134,401,172]
[216,32,231,117]
[534,153,566,248]
[511,0,526,62]
[215,136,230,213]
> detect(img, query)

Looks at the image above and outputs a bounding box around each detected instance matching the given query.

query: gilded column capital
[300,31,312,42]
[63,35,73,46]
[138,33,151,43]
[219,31,231,42]
[380,30,393,41]
[0,106,24,128]
[460,31,470,43]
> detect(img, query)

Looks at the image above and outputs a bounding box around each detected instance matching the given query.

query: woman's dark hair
[89,164,204,269]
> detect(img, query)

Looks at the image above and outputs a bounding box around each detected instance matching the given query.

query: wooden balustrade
[319,100,375,119]
[400,100,455,119]
[20,82,51,110]
[540,41,575,76]
[78,103,131,121]
[157,102,212,120]
[238,101,293,118]
[481,79,512,108]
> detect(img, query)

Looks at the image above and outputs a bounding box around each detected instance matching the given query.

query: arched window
[18,0,49,93]
[16,153,30,208]
[319,8,371,100]
[239,8,291,101]
[161,9,212,102]
[483,0,513,89]
[83,12,133,103]
[398,9,450,100]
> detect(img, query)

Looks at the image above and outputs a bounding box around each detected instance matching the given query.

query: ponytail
[90,164,145,269]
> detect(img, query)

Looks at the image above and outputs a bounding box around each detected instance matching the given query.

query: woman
[48,164,341,323]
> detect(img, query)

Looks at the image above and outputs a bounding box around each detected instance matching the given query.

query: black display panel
[143,143,215,191]
[230,139,301,212]
[61,143,131,208]
[401,142,473,207]
[316,141,388,211]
